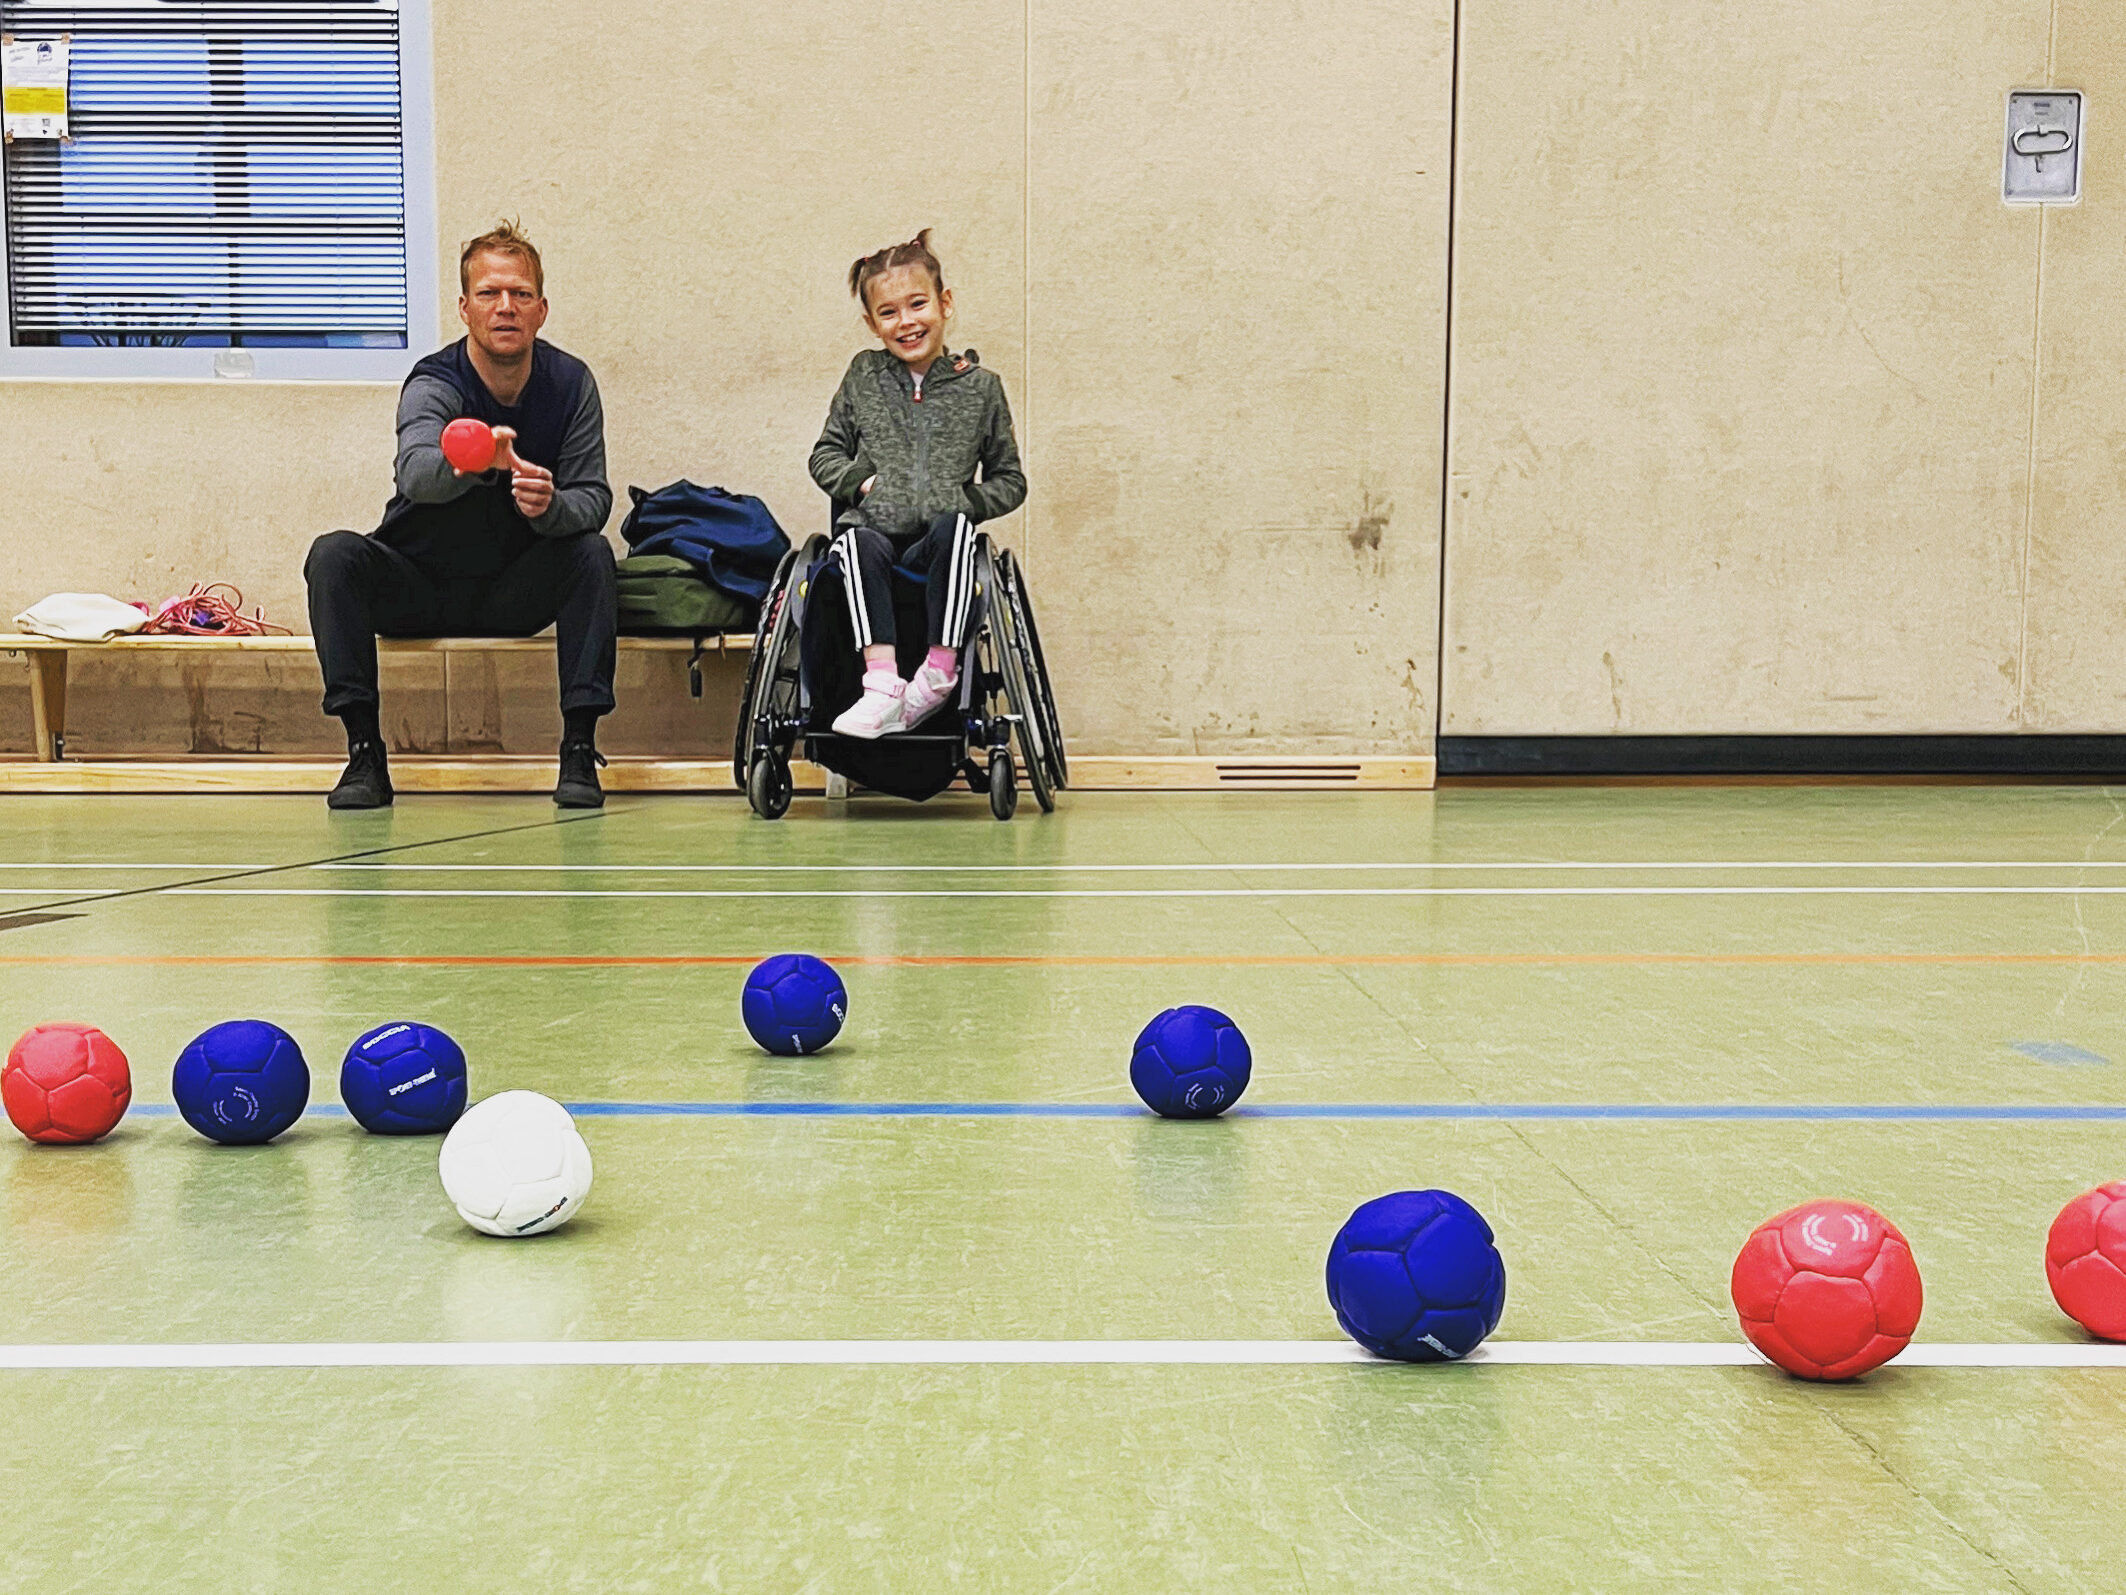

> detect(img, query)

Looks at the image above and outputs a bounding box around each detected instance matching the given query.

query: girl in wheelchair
[807,229,1027,738]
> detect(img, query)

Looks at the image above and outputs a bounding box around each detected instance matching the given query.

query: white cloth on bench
[14,593,149,643]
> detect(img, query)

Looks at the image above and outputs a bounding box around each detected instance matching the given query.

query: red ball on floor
[3,1023,132,1144]
[1730,1199,1923,1379]
[2046,1184,2126,1340]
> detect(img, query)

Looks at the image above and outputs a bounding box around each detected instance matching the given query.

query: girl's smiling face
[863,265,951,369]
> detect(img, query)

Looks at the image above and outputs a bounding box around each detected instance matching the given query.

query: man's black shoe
[555,740,607,809]
[328,739,393,810]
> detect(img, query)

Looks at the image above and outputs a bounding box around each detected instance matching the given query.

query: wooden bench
[0,631,750,764]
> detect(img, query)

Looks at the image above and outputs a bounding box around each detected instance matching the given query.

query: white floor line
[310,861,2126,873]
[0,1339,2120,1370]
[0,863,282,872]
[151,884,2126,901]
[13,860,2126,875]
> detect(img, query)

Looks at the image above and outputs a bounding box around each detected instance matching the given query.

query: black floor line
[0,912,86,933]
[0,806,624,923]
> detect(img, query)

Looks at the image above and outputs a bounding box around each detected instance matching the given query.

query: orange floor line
[2,952,2124,968]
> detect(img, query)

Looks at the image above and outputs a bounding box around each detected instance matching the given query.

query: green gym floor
[3,784,2125,1592]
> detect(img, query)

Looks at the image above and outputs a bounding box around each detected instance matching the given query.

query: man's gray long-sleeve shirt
[373,338,611,580]
[393,368,611,540]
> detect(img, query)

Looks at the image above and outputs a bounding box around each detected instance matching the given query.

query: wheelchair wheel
[998,550,1068,790]
[988,750,1017,820]
[748,752,793,820]
[731,547,795,788]
[733,537,819,791]
[982,546,1055,814]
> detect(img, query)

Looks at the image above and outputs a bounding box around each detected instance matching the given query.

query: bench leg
[27,652,68,762]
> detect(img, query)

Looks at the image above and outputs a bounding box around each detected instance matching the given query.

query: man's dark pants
[304,530,618,719]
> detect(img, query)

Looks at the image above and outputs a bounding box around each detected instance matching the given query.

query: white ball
[437,1090,593,1237]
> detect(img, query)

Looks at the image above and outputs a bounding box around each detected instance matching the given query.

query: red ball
[440,417,497,473]
[2046,1183,2126,1339]
[1729,1199,1923,1380]
[3,1023,132,1144]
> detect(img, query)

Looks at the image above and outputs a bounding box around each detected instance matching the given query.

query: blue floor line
[125,1102,2126,1122]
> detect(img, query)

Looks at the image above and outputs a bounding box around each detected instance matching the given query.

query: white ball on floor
[438,1090,593,1237]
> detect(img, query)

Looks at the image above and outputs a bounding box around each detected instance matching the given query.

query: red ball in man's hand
[1730,1199,1923,1380]
[441,418,497,473]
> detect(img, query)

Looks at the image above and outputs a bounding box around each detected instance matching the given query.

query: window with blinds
[0,0,433,378]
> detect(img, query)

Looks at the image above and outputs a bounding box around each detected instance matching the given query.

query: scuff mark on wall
[1601,649,1624,728]
[1349,490,1392,553]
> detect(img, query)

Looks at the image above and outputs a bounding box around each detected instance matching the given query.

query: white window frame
[0,0,437,383]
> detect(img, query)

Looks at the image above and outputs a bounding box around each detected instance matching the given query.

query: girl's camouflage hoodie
[808,347,1026,543]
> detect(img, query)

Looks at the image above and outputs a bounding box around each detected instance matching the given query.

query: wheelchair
[733,525,1068,820]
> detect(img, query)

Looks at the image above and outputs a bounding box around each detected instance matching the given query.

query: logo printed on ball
[214,1085,261,1125]
[387,1068,439,1097]
[515,1196,570,1234]
[362,1025,413,1050]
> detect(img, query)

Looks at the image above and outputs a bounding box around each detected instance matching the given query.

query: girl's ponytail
[849,229,945,311]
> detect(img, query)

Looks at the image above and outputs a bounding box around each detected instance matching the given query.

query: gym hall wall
[0,0,1456,765]
[1441,0,2126,744]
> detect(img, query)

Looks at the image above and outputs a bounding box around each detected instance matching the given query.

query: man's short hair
[459,220,544,296]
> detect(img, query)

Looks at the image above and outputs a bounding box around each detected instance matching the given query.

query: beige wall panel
[1444,2,2052,735]
[1029,0,1453,755]
[0,385,397,635]
[2,0,1022,749]
[2022,10,2126,730]
[433,0,1027,552]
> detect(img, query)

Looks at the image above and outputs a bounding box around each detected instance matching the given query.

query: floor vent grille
[1213,763,1365,785]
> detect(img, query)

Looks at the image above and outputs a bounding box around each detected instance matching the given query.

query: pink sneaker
[901,659,959,725]
[831,675,908,739]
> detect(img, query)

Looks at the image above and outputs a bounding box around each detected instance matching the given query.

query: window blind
[1,0,409,348]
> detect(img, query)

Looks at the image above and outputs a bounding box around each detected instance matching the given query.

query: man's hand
[493,426,556,519]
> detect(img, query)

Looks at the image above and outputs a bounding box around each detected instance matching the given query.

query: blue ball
[1326,1189,1507,1362]
[340,1022,468,1135]
[1129,1005,1251,1119]
[742,954,848,1056]
[172,1020,311,1145]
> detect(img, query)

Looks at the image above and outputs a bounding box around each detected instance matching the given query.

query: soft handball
[438,1090,593,1237]
[1325,1189,1508,1362]
[1730,1199,1923,1380]
[171,1019,310,1145]
[2046,1182,2126,1340]
[340,1022,469,1135]
[440,417,497,473]
[742,954,848,1056]
[3,1023,131,1145]
[1129,1005,1252,1119]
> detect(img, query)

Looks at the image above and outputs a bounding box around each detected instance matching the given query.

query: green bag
[615,554,753,636]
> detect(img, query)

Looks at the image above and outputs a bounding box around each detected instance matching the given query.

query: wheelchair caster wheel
[988,752,1017,820]
[748,754,793,820]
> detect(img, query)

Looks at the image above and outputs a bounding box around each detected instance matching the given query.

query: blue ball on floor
[1326,1189,1507,1362]
[1129,1005,1251,1119]
[742,954,848,1056]
[172,1019,311,1145]
[340,1022,468,1135]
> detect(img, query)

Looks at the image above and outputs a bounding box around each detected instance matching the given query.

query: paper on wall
[2,35,69,141]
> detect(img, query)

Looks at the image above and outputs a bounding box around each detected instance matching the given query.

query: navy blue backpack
[619,481,791,604]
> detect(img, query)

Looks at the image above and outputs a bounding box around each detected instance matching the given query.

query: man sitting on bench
[305,220,617,810]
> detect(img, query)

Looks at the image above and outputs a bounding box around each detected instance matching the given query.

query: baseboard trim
[0,757,825,795]
[0,753,1440,795]
[1069,756,1436,790]
[1438,735,2126,780]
